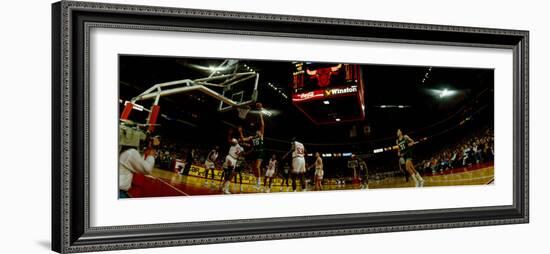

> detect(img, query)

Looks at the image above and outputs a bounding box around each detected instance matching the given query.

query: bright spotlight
[439,88,455,98]
[335,118,341,122]
[323,100,330,105]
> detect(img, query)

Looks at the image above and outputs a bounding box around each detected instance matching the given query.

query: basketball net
[237,105,251,119]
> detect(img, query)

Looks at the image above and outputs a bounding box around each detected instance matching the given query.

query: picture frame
[51,1,529,253]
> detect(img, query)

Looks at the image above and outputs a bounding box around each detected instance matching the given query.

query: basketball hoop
[237,105,251,119]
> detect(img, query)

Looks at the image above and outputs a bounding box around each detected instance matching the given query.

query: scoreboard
[291,62,366,125]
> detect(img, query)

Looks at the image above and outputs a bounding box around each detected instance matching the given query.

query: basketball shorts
[205,160,215,169]
[399,157,406,165]
[315,169,323,180]
[292,157,306,174]
[252,149,264,161]
[224,155,237,169]
[265,168,275,177]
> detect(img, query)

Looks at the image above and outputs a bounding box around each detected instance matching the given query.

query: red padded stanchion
[148,105,160,132]
[120,102,133,120]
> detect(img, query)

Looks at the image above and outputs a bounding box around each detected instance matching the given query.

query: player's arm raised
[257,102,265,136]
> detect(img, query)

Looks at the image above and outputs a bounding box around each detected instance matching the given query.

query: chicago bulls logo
[306,64,342,87]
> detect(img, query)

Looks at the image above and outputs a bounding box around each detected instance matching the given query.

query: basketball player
[396,129,424,187]
[358,156,369,189]
[238,102,265,190]
[283,138,307,192]
[264,154,277,193]
[203,146,219,187]
[222,138,244,194]
[349,154,359,180]
[233,153,246,192]
[279,163,291,192]
[313,152,324,191]
[228,126,246,192]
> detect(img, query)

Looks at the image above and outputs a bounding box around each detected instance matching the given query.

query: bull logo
[306,64,342,87]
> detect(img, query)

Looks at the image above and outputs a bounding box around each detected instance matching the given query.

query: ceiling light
[261,108,273,117]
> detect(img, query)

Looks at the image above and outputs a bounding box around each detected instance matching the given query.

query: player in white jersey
[221,138,243,194]
[312,152,324,191]
[203,146,219,187]
[263,154,277,193]
[283,138,307,192]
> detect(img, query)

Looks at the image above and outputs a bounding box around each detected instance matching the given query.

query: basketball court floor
[126,163,494,198]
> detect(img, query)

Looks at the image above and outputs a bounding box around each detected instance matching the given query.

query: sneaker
[240,185,243,192]
[223,187,231,194]
[266,188,271,193]
[279,186,283,192]
[419,179,425,187]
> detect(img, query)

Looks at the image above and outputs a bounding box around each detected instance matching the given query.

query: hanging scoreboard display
[291,62,366,125]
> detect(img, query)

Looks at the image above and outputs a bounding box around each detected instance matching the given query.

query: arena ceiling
[119,55,494,153]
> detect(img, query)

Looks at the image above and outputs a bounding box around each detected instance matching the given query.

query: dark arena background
[118,55,494,198]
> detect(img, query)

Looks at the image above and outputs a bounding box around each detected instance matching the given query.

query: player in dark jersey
[358,156,369,189]
[396,129,424,187]
[239,102,265,190]
[233,152,246,193]
[279,163,291,192]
